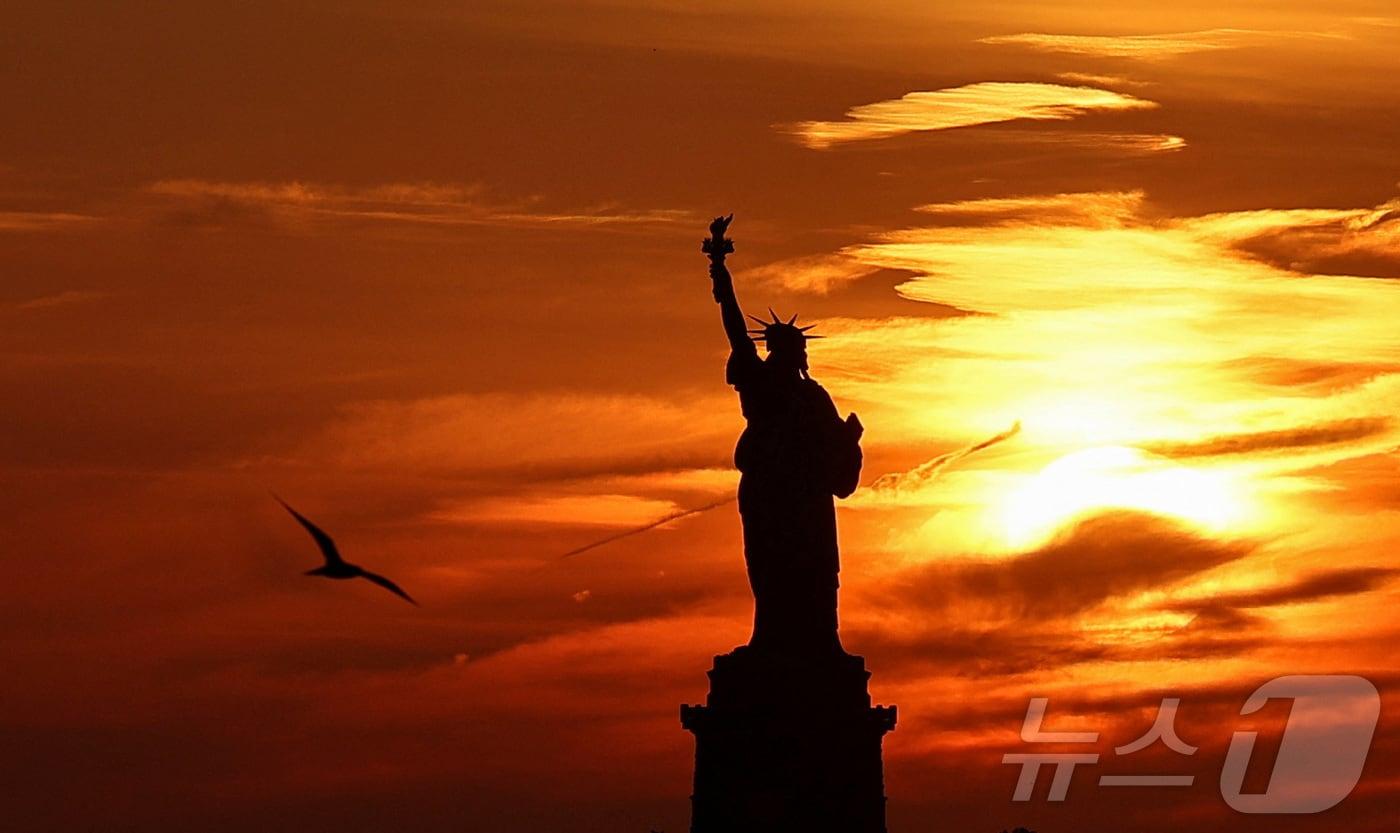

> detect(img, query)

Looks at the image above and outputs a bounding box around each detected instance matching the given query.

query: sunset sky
[4,2,1400,831]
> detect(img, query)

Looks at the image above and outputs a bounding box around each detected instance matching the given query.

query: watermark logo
[1002,675,1380,814]
[1220,675,1380,814]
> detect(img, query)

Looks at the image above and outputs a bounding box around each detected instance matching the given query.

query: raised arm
[710,260,756,354]
[703,214,756,355]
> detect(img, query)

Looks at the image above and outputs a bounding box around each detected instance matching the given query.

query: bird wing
[274,495,344,565]
[360,570,418,606]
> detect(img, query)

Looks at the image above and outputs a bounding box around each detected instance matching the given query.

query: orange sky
[4,2,1400,831]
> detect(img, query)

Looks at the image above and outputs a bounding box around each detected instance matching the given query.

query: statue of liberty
[684,217,895,833]
[704,215,864,656]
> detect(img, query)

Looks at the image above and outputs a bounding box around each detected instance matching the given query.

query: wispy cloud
[0,211,97,232]
[896,512,1255,621]
[5,290,109,311]
[782,82,1158,149]
[289,391,734,481]
[988,130,1186,154]
[144,179,691,231]
[914,190,1147,225]
[1142,418,1391,459]
[980,29,1341,59]
[1220,199,1400,279]
[1167,567,1399,615]
[743,253,881,294]
[1055,71,1149,88]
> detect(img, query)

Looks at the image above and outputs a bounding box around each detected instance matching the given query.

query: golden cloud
[782,82,1158,149]
[801,191,1400,563]
[980,29,1339,59]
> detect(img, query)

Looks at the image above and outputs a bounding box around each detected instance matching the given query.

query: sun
[996,445,1247,549]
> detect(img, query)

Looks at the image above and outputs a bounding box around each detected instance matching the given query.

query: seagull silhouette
[274,496,418,605]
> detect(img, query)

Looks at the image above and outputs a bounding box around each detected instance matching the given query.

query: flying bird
[274,496,418,605]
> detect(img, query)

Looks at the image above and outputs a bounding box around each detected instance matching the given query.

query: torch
[703,214,735,303]
[702,213,734,266]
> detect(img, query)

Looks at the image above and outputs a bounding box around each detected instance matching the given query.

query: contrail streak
[870,421,1021,493]
[559,496,737,559]
[559,421,1020,559]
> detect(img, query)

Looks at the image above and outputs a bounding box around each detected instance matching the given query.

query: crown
[746,308,822,344]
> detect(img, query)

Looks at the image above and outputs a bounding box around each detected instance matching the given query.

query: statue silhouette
[684,217,894,833]
[705,214,864,655]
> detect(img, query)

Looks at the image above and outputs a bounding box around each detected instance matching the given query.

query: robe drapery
[726,346,862,654]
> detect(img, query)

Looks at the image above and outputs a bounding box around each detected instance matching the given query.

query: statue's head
[749,309,821,375]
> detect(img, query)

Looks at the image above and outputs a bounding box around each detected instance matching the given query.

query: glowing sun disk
[998,445,1244,549]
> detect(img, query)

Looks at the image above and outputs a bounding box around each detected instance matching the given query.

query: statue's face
[766,339,808,372]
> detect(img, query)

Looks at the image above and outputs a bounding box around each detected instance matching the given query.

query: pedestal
[681,646,896,833]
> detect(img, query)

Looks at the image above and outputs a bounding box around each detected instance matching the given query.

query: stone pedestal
[681,646,896,833]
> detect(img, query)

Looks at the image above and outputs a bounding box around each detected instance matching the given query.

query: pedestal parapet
[681,645,896,833]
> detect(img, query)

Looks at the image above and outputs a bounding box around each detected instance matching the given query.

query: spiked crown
[746,308,822,350]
